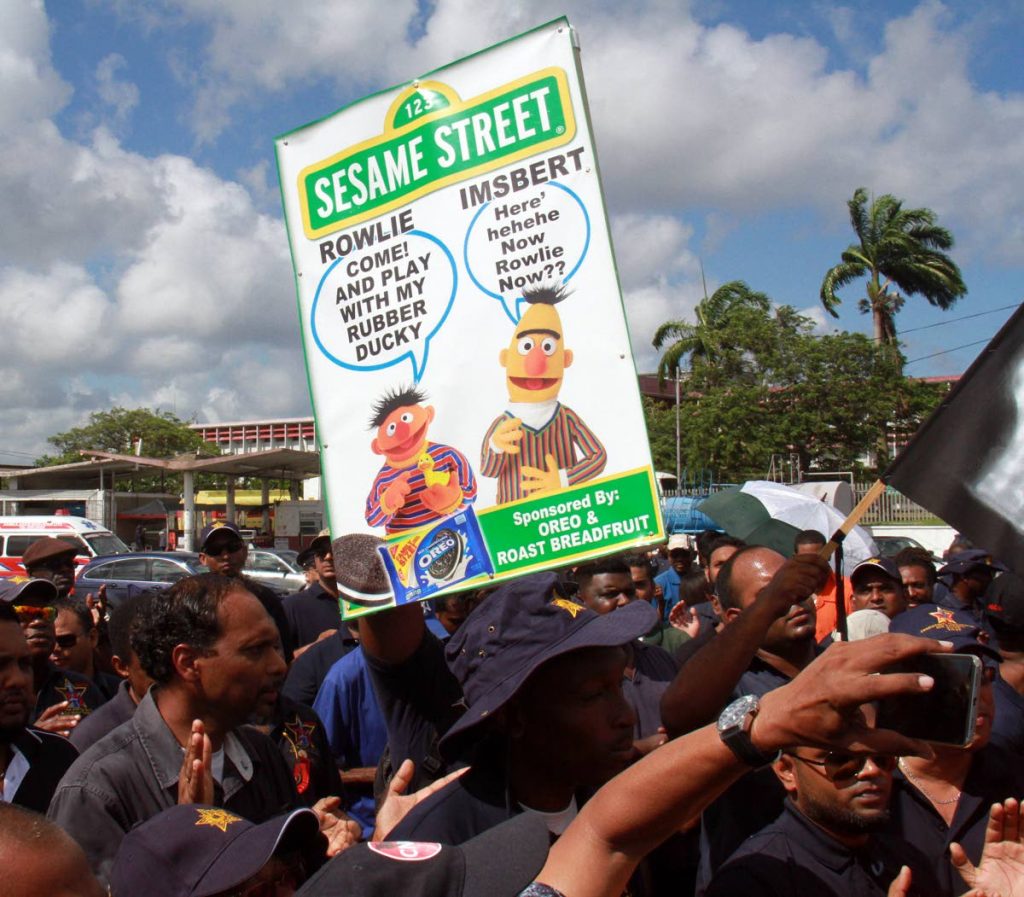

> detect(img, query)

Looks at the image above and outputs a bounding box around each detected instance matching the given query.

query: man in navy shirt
[659,546,829,892]
[887,603,1024,896]
[284,533,341,653]
[707,743,938,896]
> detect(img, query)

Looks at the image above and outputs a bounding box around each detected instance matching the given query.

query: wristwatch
[716,694,780,769]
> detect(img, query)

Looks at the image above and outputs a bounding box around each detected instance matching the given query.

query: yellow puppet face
[499,302,573,403]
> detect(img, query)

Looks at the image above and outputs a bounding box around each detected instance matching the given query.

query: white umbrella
[739,480,878,566]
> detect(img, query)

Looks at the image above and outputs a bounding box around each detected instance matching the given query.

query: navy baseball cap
[109,805,325,897]
[296,812,549,897]
[938,549,1008,578]
[850,556,902,586]
[440,572,657,754]
[197,521,243,552]
[985,572,1024,631]
[888,603,1001,665]
[0,576,58,605]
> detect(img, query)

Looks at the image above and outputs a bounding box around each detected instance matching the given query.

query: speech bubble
[310,230,457,383]
[463,180,590,324]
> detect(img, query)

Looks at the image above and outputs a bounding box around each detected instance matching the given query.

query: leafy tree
[38,408,219,493]
[652,280,771,383]
[820,188,966,349]
[643,302,946,480]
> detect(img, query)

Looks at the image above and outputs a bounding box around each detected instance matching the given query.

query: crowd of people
[0,519,1023,896]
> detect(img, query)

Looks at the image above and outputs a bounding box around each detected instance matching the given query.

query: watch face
[720,694,758,731]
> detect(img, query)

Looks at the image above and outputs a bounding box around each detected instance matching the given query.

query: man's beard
[800,792,890,838]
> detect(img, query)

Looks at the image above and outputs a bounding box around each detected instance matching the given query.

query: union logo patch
[921,608,972,633]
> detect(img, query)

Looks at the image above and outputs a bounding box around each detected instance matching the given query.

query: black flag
[884,304,1024,569]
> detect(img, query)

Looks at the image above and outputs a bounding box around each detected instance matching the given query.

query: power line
[0,448,38,460]
[899,302,1021,335]
[904,338,993,366]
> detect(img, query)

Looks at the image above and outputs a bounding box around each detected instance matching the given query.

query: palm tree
[652,280,771,383]
[820,188,966,349]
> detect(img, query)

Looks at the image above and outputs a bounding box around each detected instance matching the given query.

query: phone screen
[876,653,982,747]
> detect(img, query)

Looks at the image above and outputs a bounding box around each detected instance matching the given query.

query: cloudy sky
[2,0,1022,463]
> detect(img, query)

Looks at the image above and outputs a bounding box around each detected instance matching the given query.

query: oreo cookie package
[378,506,494,605]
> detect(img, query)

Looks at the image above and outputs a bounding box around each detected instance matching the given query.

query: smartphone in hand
[877,653,983,747]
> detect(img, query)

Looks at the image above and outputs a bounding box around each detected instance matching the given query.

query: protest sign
[884,304,1024,569]
[276,18,664,615]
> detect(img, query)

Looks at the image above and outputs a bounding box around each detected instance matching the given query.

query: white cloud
[611,213,699,289]
[94,53,139,129]
[3,0,1024,459]
[0,0,71,130]
[139,0,1024,264]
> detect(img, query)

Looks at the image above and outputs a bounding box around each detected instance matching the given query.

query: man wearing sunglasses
[198,523,294,663]
[283,532,342,654]
[706,737,939,896]
[0,578,105,736]
[0,598,80,813]
[52,597,120,699]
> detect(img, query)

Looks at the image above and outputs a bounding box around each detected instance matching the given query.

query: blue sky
[1,0,1021,461]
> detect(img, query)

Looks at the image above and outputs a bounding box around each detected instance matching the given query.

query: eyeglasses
[790,751,897,783]
[13,605,56,623]
[54,633,79,649]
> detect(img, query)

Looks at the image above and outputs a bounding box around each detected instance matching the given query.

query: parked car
[242,548,306,595]
[872,536,939,562]
[75,551,205,607]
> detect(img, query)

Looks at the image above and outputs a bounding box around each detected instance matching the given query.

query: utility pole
[675,368,682,490]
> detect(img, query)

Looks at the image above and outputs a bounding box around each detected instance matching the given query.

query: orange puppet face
[499,302,573,403]
[371,403,434,464]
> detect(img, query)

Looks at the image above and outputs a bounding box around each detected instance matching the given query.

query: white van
[0,516,130,571]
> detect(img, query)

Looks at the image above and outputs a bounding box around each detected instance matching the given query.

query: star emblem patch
[922,608,971,633]
[56,679,91,713]
[283,716,317,757]
[194,808,243,832]
[551,597,584,618]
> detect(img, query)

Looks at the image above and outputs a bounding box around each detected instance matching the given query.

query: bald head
[0,804,104,896]
[717,547,786,612]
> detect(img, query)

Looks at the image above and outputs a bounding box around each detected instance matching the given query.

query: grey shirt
[48,689,298,884]
[69,678,137,754]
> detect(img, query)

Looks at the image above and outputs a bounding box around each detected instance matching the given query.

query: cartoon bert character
[365,385,477,534]
[481,284,606,504]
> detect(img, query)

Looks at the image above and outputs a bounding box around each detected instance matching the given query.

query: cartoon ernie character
[481,284,606,504]
[365,385,477,534]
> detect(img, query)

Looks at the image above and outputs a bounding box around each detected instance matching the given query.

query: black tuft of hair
[521,284,571,306]
[369,385,427,430]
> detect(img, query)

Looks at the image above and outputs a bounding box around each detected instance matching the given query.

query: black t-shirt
[282,631,357,707]
[266,694,344,808]
[697,653,811,894]
[6,727,79,813]
[283,583,342,650]
[887,742,1024,895]
[707,801,939,897]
